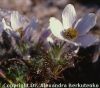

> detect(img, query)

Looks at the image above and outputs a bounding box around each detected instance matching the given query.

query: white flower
[47,36,54,43]
[49,4,99,47]
[2,11,24,36]
[2,11,38,40]
[11,11,23,31]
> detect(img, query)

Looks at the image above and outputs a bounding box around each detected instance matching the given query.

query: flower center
[63,28,78,40]
[16,27,24,38]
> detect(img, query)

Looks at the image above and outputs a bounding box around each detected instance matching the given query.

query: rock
[0,0,32,12]
[33,5,59,19]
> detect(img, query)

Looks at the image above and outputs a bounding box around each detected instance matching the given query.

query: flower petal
[0,22,4,33]
[49,17,64,40]
[23,27,32,41]
[39,29,51,43]
[23,18,38,41]
[28,18,38,29]
[76,13,97,35]
[11,11,23,30]
[62,4,76,29]
[49,17,79,46]
[2,18,12,31]
[47,36,54,43]
[75,34,99,48]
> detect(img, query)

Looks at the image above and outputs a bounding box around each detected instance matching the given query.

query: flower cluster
[0,4,99,85]
[2,11,38,41]
[0,4,99,48]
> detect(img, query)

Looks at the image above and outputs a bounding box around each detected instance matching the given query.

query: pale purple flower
[49,4,99,48]
[2,11,24,36]
[23,18,38,41]
[38,29,51,43]
[0,22,4,34]
[2,11,38,41]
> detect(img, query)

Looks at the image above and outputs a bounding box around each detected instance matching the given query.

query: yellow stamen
[16,27,24,38]
[63,28,78,40]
